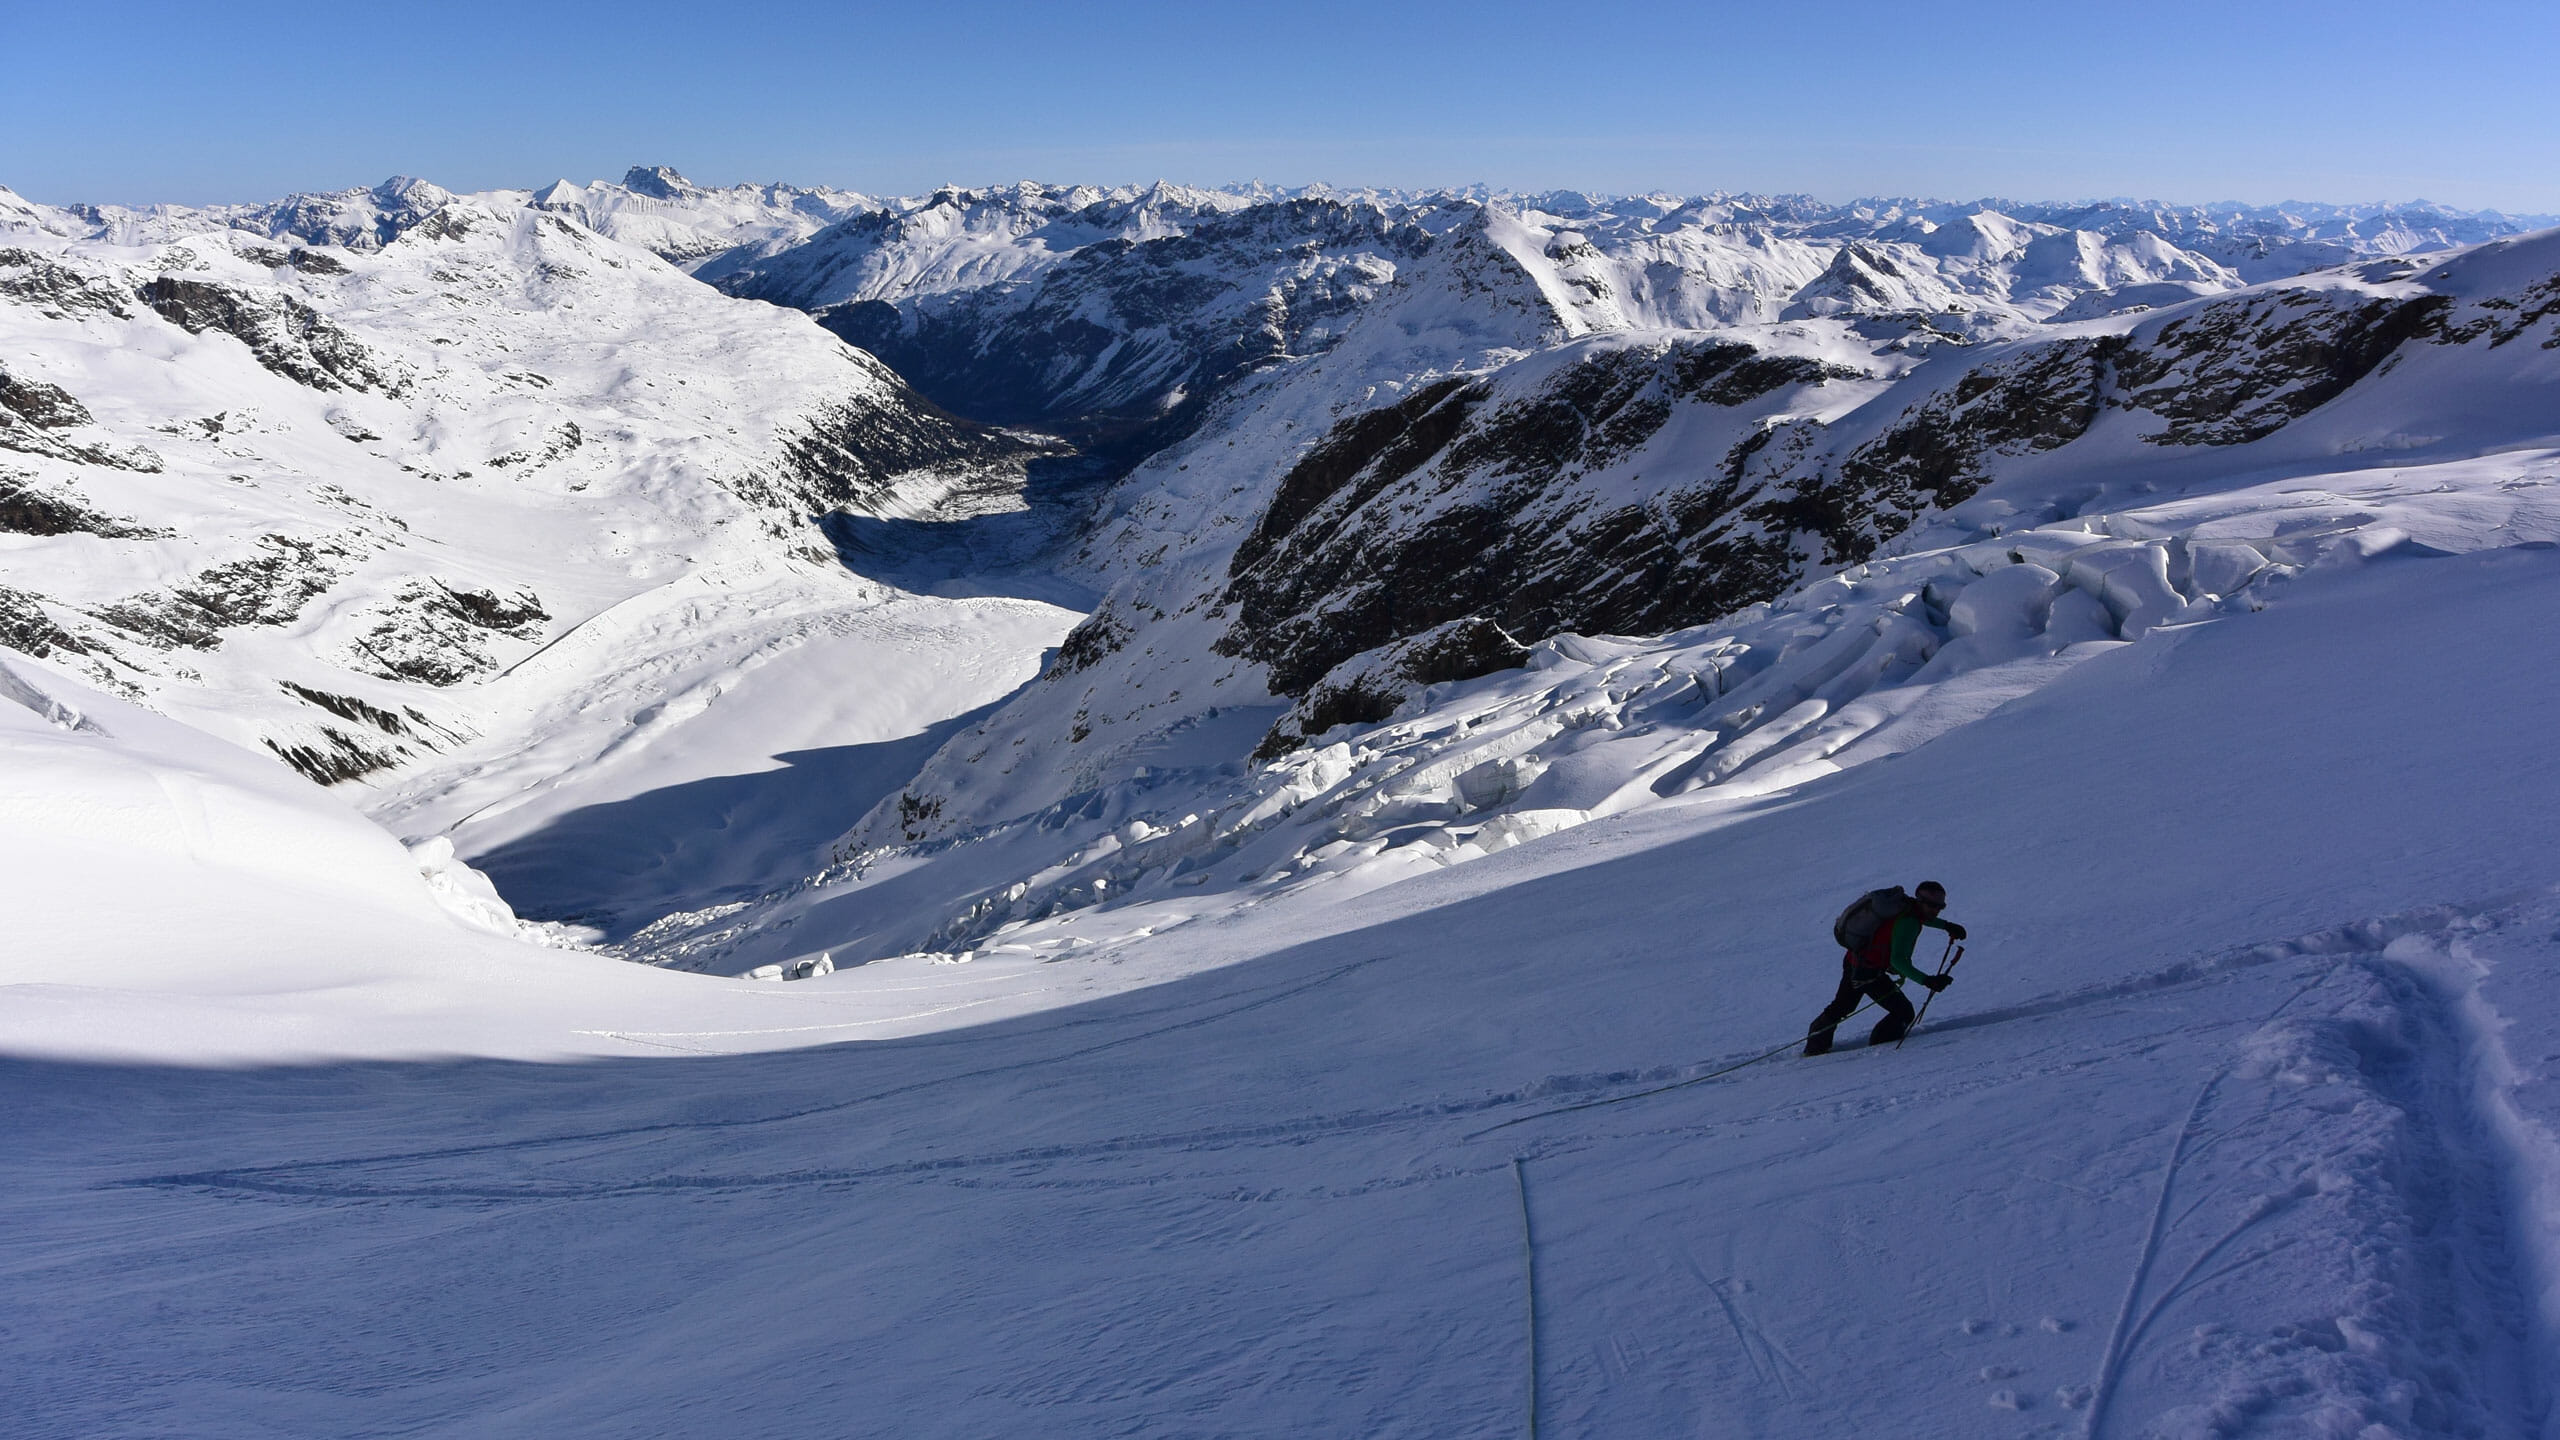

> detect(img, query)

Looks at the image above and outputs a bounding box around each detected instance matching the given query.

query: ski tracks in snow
[87,900,2560,1437]
[111,947,2294,1207]
[2081,923,2556,1438]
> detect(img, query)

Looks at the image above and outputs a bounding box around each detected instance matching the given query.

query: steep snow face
[0,180,1051,823]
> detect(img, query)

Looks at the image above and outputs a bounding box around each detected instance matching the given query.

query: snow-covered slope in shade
[8,538,2560,1436]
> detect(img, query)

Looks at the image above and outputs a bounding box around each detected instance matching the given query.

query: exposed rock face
[0,247,132,318]
[95,535,356,651]
[2114,288,2452,445]
[0,367,92,429]
[622,166,692,200]
[1215,338,1864,741]
[261,681,438,785]
[0,473,163,538]
[347,580,549,686]
[1258,615,1532,758]
[0,365,161,471]
[0,584,85,658]
[1824,335,2120,527]
[755,387,1039,515]
[139,276,405,394]
[262,726,407,785]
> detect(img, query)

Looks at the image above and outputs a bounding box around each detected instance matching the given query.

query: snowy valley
[6,167,2560,1437]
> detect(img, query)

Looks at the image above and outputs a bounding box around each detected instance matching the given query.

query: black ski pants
[1808,957,1916,1048]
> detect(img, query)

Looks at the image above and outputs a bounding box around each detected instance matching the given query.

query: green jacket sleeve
[1886,914,1958,984]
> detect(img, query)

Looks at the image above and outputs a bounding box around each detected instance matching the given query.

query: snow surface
[9,543,2560,1435]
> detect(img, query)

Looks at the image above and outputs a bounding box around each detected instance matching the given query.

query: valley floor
[8,545,2559,1437]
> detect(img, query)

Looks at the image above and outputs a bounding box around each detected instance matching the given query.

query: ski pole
[1896,943,1963,1049]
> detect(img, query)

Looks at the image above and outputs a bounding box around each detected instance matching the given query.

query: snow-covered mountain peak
[619,164,693,199]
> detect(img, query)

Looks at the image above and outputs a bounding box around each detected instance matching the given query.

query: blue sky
[4,0,2554,211]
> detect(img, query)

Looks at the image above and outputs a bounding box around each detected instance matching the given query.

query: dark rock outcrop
[0,248,132,319]
[1257,616,1532,758]
[347,580,548,686]
[2115,289,2453,445]
[96,535,353,650]
[281,681,417,738]
[749,389,1038,516]
[1219,338,1859,719]
[0,585,86,658]
[0,473,164,538]
[0,368,92,429]
[263,726,406,785]
[1828,335,2122,522]
[0,366,162,472]
[139,276,404,395]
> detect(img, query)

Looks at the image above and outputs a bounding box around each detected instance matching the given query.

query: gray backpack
[1832,887,1909,952]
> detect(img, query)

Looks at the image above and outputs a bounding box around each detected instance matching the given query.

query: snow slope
[7,541,2559,1436]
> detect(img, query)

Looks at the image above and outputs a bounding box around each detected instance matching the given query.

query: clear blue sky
[5,0,2554,212]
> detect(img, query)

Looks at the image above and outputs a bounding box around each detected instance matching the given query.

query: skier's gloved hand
[1921,973,1953,993]
[1942,922,1967,940]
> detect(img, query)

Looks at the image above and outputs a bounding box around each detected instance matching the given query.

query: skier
[1804,880,1966,1055]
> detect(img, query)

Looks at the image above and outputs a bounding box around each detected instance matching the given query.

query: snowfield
[5,169,2560,1436]
[8,542,2560,1435]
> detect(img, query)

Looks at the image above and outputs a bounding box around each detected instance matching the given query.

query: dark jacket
[1849,910,1959,985]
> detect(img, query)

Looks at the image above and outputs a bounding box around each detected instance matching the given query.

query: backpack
[1832,887,1909,952]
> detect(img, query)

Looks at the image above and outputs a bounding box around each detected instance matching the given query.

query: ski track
[2077,947,2551,1438]
[109,954,1396,1197]
[102,934,2466,1215]
[104,948,2282,1205]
